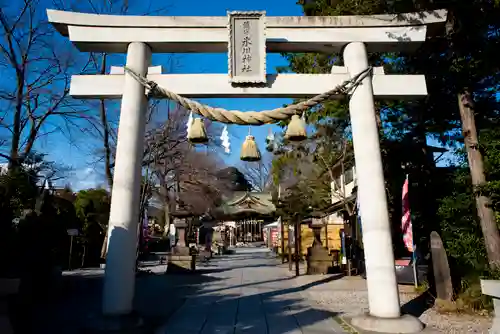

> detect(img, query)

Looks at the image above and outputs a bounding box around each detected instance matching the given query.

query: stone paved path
[157,247,346,334]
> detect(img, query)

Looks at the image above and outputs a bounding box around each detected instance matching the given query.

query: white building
[327,165,357,224]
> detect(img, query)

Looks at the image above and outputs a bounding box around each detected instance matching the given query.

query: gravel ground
[293,275,492,334]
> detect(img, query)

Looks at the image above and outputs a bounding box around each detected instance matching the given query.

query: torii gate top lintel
[47,9,447,54]
[48,9,447,100]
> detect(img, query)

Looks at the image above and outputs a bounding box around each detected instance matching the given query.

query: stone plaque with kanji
[227,11,266,84]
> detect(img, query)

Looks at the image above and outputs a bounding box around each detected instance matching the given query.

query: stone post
[102,42,151,316]
[312,224,322,247]
[344,42,423,332]
[173,219,189,254]
[167,217,196,273]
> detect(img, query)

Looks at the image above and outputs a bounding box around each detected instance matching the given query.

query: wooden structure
[214,191,275,243]
[277,222,343,256]
[276,200,349,257]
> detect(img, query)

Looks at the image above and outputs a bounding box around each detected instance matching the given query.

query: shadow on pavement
[195,263,283,274]
[160,280,340,334]
[22,266,223,334]
[23,247,345,334]
[401,290,435,317]
[196,271,344,297]
[157,253,344,334]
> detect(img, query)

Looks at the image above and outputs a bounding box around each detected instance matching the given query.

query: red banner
[270,228,278,247]
[402,176,414,252]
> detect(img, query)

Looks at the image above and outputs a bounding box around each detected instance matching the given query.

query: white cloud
[70,167,105,191]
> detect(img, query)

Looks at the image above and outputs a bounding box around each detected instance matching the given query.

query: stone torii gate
[48,9,446,333]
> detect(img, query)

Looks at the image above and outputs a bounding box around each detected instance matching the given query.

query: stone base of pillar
[84,312,144,333]
[166,255,196,273]
[172,245,190,256]
[349,314,424,333]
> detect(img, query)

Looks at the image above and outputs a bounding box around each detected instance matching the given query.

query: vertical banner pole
[413,244,419,288]
[68,235,74,271]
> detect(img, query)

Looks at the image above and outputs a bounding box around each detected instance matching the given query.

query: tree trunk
[81,244,86,268]
[375,107,383,131]
[294,216,300,277]
[288,224,292,271]
[163,203,171,237]
[458,91,500,270]
[98,54,113,261]
[162,180,172,237]
[99,54,114,190]
[280,218,285,263]
[100,231,108,259]
[8,74,25,169]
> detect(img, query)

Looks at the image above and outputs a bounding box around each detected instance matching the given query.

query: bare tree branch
[0,0,86,169]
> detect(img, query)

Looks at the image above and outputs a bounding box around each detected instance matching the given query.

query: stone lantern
[306,212,331,275]
[167,209,196,273]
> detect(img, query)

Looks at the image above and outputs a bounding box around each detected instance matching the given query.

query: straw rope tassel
[188,118,208,144]
[241,128,261,162]
[285,114,307,141]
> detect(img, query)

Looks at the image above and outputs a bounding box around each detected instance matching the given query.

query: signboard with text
[227,11,266,84]
[270,228,278,247]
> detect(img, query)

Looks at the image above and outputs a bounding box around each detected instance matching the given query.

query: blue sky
[42,0,304,190]
[12,0,454,190]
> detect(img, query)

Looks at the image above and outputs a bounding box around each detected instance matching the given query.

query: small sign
[395,259,411,266]
[227,11,266,84]
[67,229,79,236]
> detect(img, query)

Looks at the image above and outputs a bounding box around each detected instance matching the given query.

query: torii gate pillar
[344,42,423,332]
[344,42,401,317]
[103,42,151,316]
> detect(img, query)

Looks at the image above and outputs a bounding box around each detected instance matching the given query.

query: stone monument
[430,231,453,301]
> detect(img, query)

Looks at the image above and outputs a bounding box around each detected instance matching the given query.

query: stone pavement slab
[157,247,346,334]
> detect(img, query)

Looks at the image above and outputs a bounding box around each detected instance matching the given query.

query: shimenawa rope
[123,66,373,125]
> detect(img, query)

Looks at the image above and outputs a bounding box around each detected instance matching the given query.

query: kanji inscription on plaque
[227,11,266,84]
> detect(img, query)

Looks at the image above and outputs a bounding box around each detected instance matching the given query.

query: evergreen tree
[278,0,500,269]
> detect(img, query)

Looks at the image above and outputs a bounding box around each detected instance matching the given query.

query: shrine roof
[215,191,275,218]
